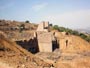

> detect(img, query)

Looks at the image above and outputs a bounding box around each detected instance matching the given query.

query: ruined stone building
[36,21,58,52]
[15,21,58,53]
[15,21,57,53]
[0,20,71,53]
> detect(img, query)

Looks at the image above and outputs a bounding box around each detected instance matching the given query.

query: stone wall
[58,32,71,51]
[37,32,57,52]
[37,32,53,52]
[15,21,58,53]
[16,38,39,53]
[44,21,49,28]
[37,21,49,32]
[37,22,44,31]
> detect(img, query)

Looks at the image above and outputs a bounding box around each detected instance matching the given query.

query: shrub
[79,33,87,39]
[71,30,79,36]
[59,27,66,32]
[53,25,60,31]
[52,25,90,42]
[25,20,30,23]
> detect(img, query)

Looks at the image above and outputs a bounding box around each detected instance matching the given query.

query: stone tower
[36,21,57,52]
[37,21,49,32]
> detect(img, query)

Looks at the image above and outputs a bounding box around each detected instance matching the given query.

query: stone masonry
[37,21,49,32]
[37,32,53,52]
[15,21,57,53]
[36,21,57,52]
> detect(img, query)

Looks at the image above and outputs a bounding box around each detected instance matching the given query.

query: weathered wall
[16,38,39,53]
[15,22,58,53]
[38,43,52,52]
[37,21,49,32]
[37,32,53,52]
[37,22,44,31]
[44,21,49,28]
[59,39,66,50]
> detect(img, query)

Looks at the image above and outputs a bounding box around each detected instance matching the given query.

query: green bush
[85,37,90,42]
[53,25,60,31]
[79,33,87,39]
[71,30,79,36]
[59,27,66,32]
[25,20,30,23]
[53,25,90,42]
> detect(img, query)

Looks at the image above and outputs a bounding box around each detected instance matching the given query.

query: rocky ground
[0,35,53,68]
[55,52,90,68]
[35,50,90,68]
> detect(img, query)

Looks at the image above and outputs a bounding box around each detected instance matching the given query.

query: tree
[85,36,90,42]
[71,30,79,36]
[59,27,66,32]
[79,33,87,39]
[25,20,30,23]
[65,28,72,33]
[53,25,60,31]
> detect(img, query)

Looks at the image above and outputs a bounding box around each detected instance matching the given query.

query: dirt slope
[54,31,90,53]
[62,35,90,53]
[0,34,52,68]
[53,31,90,68]
[55,52,90,68]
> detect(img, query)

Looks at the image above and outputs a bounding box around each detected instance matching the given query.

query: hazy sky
[0,0,90,29]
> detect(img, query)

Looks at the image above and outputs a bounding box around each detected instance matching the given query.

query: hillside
[0,20,90,68]
[35,30,90,68]
[0,20,37,32]
[0,33,52,68]
[51,31,90,68]
[53,31,90,53]
[55,52,90,68]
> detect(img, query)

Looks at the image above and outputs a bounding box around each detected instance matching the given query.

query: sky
[0,0,90,29]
